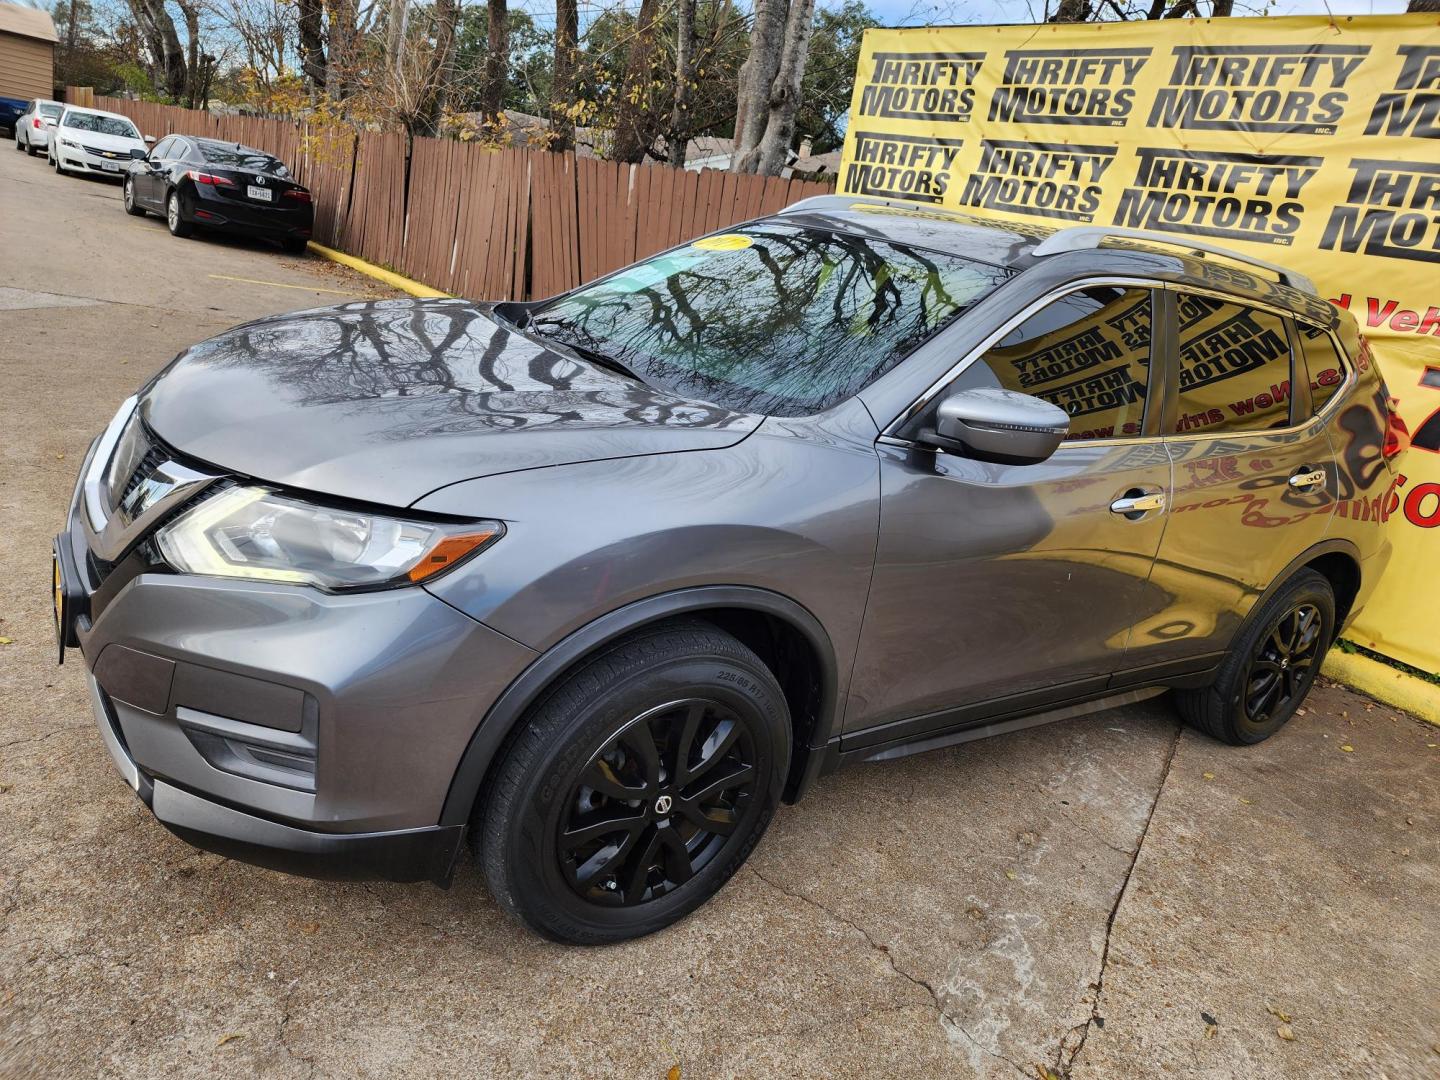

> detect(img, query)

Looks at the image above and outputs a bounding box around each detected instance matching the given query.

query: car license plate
[100,161,119,172]
[52,548,67,663]
[248,185,273,202]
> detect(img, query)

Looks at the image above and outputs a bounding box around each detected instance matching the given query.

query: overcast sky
[864,0,1414,27]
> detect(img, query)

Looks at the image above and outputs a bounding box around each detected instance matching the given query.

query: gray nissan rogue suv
[55,196,1404,942]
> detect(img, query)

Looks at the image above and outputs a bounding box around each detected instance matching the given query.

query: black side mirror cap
[919,387,1070,466]
[129,148,147,160]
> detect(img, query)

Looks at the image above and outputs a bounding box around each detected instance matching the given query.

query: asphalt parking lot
[2,140,1438,1080]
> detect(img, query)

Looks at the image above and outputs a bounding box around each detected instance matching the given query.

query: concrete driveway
[1,140,1437,1080]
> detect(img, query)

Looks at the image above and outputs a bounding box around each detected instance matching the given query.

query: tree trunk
[139,0,187,100]
[1051,0,1090,21]
[731,0,786,168]
[737,0,814,176]
[608,0,662,162]
[550,0,578,151]
[1405,0,1439,11]
[665,0,697,167]
[479,0,508,117]
[385,0,408,72]
[327,0,359,100]
[416,0,462,134]
[297,0,327,91]
[125,0,165,86]
[179,0,200,108]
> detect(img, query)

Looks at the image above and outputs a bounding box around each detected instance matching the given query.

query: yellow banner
[839,13,1440,674]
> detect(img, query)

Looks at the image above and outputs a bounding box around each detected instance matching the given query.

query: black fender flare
[437,585,839,828]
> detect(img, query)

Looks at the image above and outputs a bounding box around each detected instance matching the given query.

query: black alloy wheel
[1175,568,1334,745]
[1243,603,1322,726]
[480,620,790,943]
[559,697,759,906]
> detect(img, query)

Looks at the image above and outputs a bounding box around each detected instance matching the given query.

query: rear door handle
[1110,490,1166,516]
[1288,467,1327,490]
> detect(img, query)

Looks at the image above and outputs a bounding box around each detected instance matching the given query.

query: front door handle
[1110,489,1166,517]
[1288,467,1327,491]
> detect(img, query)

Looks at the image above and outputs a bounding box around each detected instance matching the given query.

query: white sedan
[49,107,153,178]
[14,99,62,156]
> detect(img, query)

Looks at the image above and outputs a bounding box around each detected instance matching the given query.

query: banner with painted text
[839,14,1440,674]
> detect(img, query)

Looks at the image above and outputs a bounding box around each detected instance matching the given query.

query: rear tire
[166,190,193,237]
[1175,569,1334,745]
[281,237,308,255]
[26,139,37,157]
[479,621,790,944]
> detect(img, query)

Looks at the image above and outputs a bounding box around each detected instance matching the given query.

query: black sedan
[123,135,313,254]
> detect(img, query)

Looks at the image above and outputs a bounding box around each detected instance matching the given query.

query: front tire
[281,237,308,255]
[123,177,145,216]
[1175,569,1334,745]
[479,621,791,943]
[166,190,193,237]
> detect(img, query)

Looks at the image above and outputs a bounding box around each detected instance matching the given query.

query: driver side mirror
[919,387,1070,466]
[129,148,147,160]
[144,135,156,144]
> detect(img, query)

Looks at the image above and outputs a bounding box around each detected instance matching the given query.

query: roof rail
[1029,226,1316,295]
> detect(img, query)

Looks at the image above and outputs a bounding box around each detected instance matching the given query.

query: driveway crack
[748,865,1032,1078]
[1054,723,1183,1078]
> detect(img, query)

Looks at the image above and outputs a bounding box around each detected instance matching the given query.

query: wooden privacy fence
[79,92,834,301]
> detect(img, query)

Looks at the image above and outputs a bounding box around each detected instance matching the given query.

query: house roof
[0,2,58,43]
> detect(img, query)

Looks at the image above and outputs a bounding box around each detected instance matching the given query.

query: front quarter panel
[414,400,882,699]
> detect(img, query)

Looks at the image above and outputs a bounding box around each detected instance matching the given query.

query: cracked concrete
[3,136,1439,1080]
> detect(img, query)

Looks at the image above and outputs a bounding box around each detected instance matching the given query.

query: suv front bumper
[89,674,464,883]
[61,419,538,885]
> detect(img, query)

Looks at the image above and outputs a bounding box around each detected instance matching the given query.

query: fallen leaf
[1277,1023,1295,1042]
[1266,1003,1292,1023]
[216,1033,244,1047]
[1005,869,1017,881]
[1238,797,1253,805]
[0,637,13,645]
[1296,708,1307,716]
[667,1067,681,1080]
[1341,745,1354,753]
[1202,772,1215,780]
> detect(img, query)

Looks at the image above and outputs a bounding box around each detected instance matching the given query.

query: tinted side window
[1296,321,1348,417]
[952,286,1152,442]
[1173,294,1292,434]
[151,137,174,159]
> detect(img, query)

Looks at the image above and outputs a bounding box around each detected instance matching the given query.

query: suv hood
[141,298,761,507]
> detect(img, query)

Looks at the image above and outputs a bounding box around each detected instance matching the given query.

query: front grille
[116,446,169,513]
[83,144,126,159]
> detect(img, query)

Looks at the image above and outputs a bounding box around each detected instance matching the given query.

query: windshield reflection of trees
[530,226,1000,417]
[192,299,750,441]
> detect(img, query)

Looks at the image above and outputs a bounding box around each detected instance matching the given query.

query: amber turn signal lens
[407,529,502,583]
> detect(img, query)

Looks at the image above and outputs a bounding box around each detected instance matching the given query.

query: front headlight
[60,137,78,148]
[155,486,503,592]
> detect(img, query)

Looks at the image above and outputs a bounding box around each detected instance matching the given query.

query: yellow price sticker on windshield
[692,234,753,252]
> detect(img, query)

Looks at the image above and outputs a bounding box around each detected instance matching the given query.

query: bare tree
[1406,0,1439,11]
[130,0,187,99]
[666,0,698,166]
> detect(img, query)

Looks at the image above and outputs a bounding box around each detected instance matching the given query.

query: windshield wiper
[528,325,644,384]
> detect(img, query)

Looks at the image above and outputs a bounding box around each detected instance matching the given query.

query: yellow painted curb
[1322,647,1440,726]
[306,242,451,298]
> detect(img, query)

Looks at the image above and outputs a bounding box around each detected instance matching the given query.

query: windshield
[63,111,139,139]
[199,143,289,176]
[39,103,62,118]
[528,223,1008,417]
